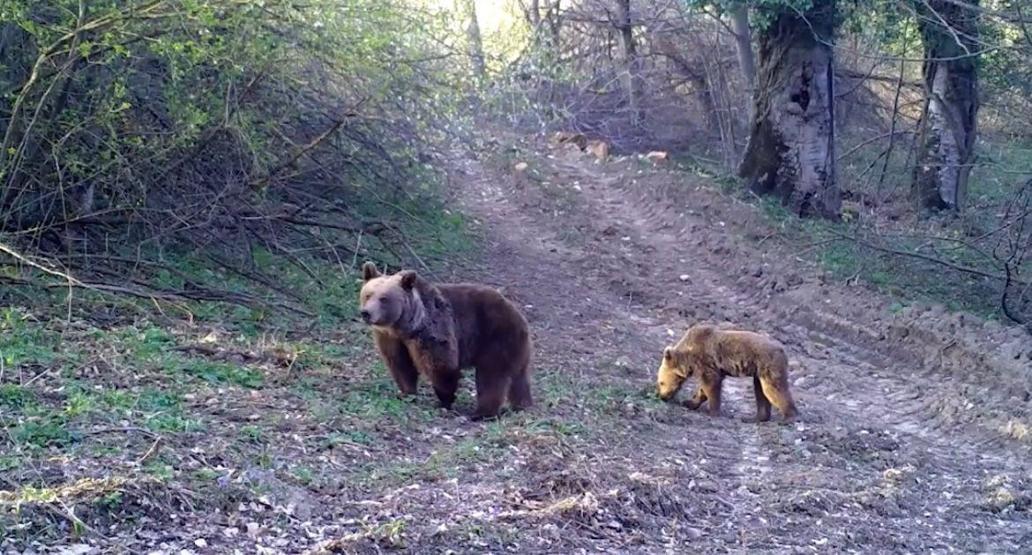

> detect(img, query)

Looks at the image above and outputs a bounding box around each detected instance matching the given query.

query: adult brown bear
[358,262,533,420]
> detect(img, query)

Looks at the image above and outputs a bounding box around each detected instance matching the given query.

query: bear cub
[657,324,798,422]
[358,262,533,420]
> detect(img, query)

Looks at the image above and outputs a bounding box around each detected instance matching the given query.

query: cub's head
[358,262,420,329]
[656,346,689,401]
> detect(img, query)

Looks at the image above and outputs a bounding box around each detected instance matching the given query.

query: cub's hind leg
[742,373,773,423]
[759,371,798,422]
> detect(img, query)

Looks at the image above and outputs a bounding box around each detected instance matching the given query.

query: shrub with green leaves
[1,0,465,314]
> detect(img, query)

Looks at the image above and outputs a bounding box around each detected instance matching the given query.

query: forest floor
[2,131,1031,554]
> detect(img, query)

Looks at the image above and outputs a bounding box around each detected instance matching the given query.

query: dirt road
[434,135,1032,553]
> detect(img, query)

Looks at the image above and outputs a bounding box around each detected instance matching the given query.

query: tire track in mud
[448,146,1031,551]
[449,157,777,548]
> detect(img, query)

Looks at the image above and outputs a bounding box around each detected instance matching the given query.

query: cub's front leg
[700,375,723,417]
[684,385,708,410]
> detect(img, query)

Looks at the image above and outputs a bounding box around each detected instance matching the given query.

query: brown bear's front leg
[684,385,708,410]
[406,338,459,408]
[374,332,419,396]
[432,370,460,410]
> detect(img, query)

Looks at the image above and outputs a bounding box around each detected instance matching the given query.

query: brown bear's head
[358,262,425,331]
[656,346,689,401]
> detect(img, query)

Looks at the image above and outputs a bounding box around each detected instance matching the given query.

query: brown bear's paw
[740,415,773,424]
[469,408,502,422]
[433,389,456,410]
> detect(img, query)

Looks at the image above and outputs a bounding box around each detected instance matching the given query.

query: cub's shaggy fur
[657,324,797,422]
[358,262,533,420]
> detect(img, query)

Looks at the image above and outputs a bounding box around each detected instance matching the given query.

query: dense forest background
[1,0,1029,326]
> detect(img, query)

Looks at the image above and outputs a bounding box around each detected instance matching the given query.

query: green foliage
[1,0,468,318]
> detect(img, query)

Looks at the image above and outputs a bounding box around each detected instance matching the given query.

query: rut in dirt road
[448,139,1032,552]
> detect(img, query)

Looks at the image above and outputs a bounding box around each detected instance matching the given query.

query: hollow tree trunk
[457,0,486,81]
[911,0,980,212]
[737,0,840,219]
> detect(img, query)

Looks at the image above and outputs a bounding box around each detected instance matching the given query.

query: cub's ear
[361,261,380,281]
[663,346,674,361]
[398,270,418,290]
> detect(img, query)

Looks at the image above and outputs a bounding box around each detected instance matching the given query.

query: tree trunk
[737,0,840,218]
[615,0,641,125]
[911,0,980,212]
[730,6,756,94]
[457,0,486,82]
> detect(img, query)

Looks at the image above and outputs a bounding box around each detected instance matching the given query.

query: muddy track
[446,140,1032,552]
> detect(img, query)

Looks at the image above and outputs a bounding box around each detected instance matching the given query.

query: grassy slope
[0,185,664,551]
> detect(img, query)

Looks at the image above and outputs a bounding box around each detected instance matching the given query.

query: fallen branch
[827,230,1028,288]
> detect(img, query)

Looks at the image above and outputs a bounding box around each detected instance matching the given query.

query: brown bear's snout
[360,309,372,323]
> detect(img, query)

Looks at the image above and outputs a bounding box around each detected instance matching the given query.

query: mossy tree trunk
[737,0,841,219]
[911,0,980,213]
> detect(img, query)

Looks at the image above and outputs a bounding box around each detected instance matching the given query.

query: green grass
[0,307,61,369]
[173,358,264,389]
[11,413,74,449]
[0,383,35,410]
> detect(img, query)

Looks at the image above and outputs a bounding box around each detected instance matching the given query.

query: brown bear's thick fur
[358,262,533,420]
[656,324,798,422]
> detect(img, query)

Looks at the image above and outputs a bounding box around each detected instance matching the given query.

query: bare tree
[729,5,756,103]
[615,0,642,125]
[457,0,486,81]
[911,0,980,212]
[737,0,841,218]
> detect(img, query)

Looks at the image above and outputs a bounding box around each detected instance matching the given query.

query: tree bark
[730,6,756,97]
[737,0,840,218]
[911,0,980,213]
[615,0,641,125]
[457,0,486,82]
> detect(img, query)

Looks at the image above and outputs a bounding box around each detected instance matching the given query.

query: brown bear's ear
[663,346,674,361]
[361,261,381,281]
[398,270,418,290]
